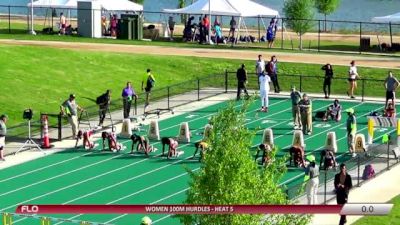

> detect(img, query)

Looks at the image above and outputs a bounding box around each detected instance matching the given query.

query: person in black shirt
[236,64,249,100]
[322,63,334,99]
[334,163,353,225]
[97,90,111,128]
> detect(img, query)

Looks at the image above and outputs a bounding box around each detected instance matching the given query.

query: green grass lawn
[353,195,400,225]
[0,44,398,129]
[2,29,399,57]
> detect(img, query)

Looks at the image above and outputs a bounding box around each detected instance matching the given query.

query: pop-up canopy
[228,0,279,17]
[163,0,240,16]
[372,12,400,23]
[28,0,143,11]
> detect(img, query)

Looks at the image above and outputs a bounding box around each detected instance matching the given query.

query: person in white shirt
[259,74,271,112]
[347,60,360,99]
[255,55,265,78]
[323,99,342,122]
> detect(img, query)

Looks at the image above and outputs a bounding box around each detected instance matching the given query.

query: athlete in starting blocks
[75,129,95,150]
[130,133,155,156]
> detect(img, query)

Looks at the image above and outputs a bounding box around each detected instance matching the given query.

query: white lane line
[89,102,334,224]
[11,100,293,224]
[0,98,289,184]
[105,187,189,225]
[148,106,381,225]
[53,170,199,225]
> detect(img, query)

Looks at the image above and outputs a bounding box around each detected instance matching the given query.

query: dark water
[1,0,399,25]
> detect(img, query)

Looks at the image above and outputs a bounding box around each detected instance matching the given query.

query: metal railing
[1,5,400,54]
[6,71,389,142]
[5,73,227,143]
[282,135,400,202]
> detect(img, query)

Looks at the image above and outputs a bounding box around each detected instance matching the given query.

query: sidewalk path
[311,162,400,225]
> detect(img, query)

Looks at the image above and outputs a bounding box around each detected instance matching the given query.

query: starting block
[148,120,160,141]
[120,119,132,138]
[325,132,337,153]
[354,134,366,153]
[262,128,274,148]
[177,122,190,143]
[292,130,305,148]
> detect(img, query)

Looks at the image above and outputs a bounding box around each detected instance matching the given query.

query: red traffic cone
[41,115,52,149]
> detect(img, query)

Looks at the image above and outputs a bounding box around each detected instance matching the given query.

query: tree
[130,0,145,5]
[315,0,341,32]
[283,0,315,50]
[178,0,187,24]
[179,99,311,225]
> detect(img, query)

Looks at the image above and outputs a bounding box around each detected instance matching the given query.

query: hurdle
[2,213,12,225]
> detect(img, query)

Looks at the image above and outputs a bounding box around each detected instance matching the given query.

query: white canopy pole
[29,0,36,35]
[208,0,212,44]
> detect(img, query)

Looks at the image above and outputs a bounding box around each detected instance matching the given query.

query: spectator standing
[334,163,353,225]
[203,15,210,41]
[61,94,84,139]
[384,71,400,108]
[305,155,319,205]
[229,17,237,41]
[236,64,249,100]
[0,114,8,161]
[299,93,312,135]
[266,20,277,48]
[290,86,302,130]
[121,82,137,119]
[142,69,156,110]
[267,55,280,93]
[347,61,360,99]
[101,15,107,35]
[255,55,265,78]
[346,108,357,158]
[183,16,195,42]
[97,90,111,128]
[110,14,117,37]
[168,16,175,41]
[59,12,66,35]
[259,73,271,112]
[321,63,334,98]
[198,17,205,44]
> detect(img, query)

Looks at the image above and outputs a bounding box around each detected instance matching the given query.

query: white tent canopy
[163,0,240,16]
[28,0,75,9]
[97,0,143,11]
[163,0,278,17]
[28,0,143,11]
[228,0,279,17]
[372,12,400,23]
